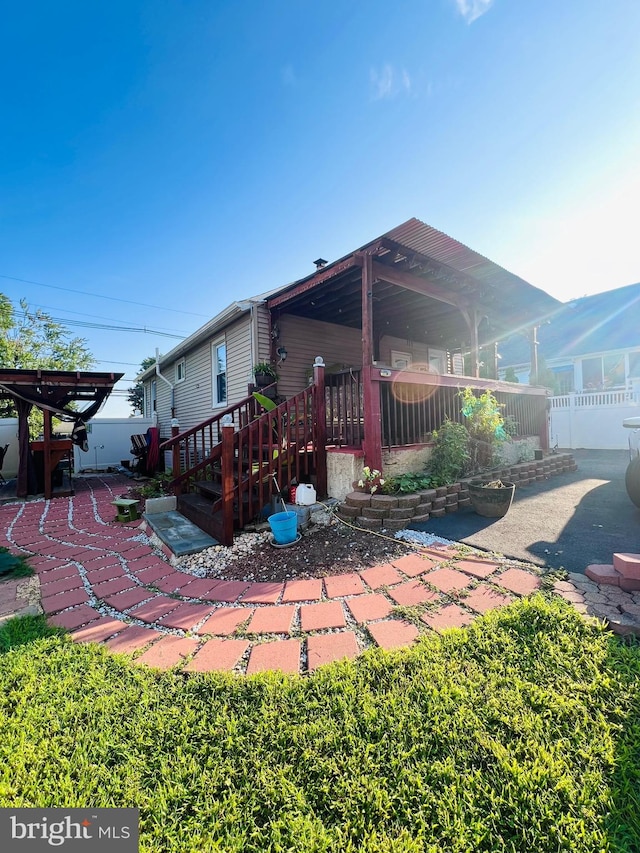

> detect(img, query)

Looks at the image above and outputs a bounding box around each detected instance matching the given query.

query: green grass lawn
[0,596,638,852]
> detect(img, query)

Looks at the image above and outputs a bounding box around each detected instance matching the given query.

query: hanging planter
[468,479,515,518]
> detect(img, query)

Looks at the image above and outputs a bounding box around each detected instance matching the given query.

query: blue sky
[2,1,639,416]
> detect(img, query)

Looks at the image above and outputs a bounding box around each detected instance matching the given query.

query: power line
[0,273,211,318]
[8,307,185,340]
[14,299,191,337]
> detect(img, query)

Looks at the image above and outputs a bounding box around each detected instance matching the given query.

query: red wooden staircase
[160,376,327,546]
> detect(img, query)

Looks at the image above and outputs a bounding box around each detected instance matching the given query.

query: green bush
[427,418,470,485]
[381,472,435,494]
[460,386,509,472]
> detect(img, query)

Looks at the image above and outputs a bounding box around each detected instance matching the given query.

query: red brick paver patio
[1,474,636,675]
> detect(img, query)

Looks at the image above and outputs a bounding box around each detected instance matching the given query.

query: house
[139,218,560,543]
[498,282,640,449]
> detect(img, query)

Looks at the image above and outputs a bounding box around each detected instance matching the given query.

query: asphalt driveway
[410,450,640,574]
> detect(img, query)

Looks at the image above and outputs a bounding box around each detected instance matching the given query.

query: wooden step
[178,492,224,541]
[194,480,221,500]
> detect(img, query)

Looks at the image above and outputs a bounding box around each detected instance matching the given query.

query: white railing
[550,390,639,409]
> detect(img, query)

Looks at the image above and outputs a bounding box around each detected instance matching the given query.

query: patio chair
[0,444,8,483]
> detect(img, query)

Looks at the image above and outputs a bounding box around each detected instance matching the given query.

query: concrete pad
[144,511,218,556]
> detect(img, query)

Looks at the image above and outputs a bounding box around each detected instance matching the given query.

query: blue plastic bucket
[268,510,298,545]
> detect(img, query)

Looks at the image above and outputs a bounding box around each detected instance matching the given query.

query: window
[581,355,625,390]
[391,350,412,370]
[175,359,185,383]
[629,351,640,378]
[212,340,227,406]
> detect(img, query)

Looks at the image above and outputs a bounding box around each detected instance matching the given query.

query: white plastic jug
[295,483,316,506]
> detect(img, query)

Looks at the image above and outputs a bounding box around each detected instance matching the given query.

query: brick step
[585,562,640,592]
[613,552,640,580]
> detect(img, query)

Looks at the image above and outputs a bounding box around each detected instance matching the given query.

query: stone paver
[359,563,403,590]
[240,582,284,604]
[346,593,392,623]
[128,596,183,623]
[367,619,420,649]
[454,558,501,579]
[324,573,365,598]
[104,587,152,611]
[464,584,513,614]
[496,568,541,596]
[157,602,216,631]
[1,473,637,678]
[207,580,251,602]
[424,567,473,594]
[392,553,439,577]
[246,639,301,674]
[185,638,249,672]
[70,617,128,644]
[246,605,296,635]
[299,601,346,632]
[48,604,101,631]
[281,578,323,602]
[421,603,474,633]
[135,635,200,670]
[41,587,90,614]
[105,624,161,654]
[307,632,359,671]
[199,607,253,636]
[387,581,440,607]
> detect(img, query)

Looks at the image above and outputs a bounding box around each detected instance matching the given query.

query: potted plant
[253,362,279,389]
[467,478,515,518]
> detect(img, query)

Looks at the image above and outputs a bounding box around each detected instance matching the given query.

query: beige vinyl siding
[142,311,256,435]
[255,303,272,364]
[226,313,254,401]
[276,315,362,399]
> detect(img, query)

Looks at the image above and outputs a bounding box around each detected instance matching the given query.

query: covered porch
[267,218,560,472]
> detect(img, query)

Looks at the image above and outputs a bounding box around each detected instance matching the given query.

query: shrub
[460,387,508,472]
[381,472,435,494]
[428,418,470,485]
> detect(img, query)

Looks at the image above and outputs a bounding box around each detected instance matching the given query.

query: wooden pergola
[0,369,123,499]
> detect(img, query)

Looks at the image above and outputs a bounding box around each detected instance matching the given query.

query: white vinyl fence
[0,418,155,481]
[0,419,19,479]
[73,418,155,472]
[550,390,640,449]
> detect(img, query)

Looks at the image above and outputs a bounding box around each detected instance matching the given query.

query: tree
[504,366,520,383]
[0,294,95,429]
[127,356,157,416]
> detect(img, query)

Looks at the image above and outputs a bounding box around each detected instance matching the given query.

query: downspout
[154,347,175,423]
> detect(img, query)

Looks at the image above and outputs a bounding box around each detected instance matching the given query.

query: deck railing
[326,368,548,448]
[160,378,326,545]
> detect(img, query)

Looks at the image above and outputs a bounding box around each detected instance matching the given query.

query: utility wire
[11,299,191,337]
[0,273,211,318]
[8,307,185,339]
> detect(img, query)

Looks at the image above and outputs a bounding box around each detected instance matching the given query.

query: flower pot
[468,481,515,518]
[254,373,275,389]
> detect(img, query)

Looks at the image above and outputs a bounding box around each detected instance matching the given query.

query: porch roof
[267,218,561,346]
[0,369,124,412]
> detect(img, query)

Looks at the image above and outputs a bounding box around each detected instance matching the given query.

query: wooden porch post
[361,253,384,472]
[470,307,480,378]
[459,305,480,378]
[312,359,327,498]
[220,422,235,546]
[43,408,52,500]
